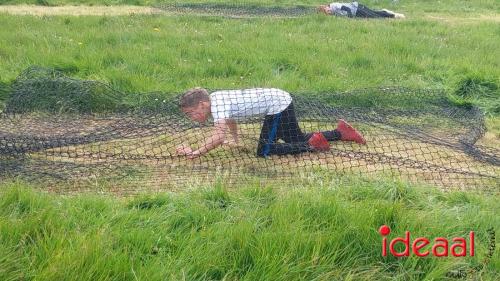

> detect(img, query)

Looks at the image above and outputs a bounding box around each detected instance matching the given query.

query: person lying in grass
[176,88,366,159]
[318,2,405,19]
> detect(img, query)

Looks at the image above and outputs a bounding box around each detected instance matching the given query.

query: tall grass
[0,4,498,117]
[0,4,498,279]
[0,179,498,280]
[0,12,498,94]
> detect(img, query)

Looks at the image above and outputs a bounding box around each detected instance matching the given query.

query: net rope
[153,2,403,18]
[153,2,317,18]
[1,66,498,194]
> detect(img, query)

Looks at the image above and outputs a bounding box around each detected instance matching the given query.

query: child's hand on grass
[176,144,193,156]
[177,144,202,159]
[186,150,201,159]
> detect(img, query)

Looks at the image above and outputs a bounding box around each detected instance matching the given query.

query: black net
[153,2,403,19]
[1,67,499,194]
[154,2,317,18]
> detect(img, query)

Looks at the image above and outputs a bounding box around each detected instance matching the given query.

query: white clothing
[210,88,292,122]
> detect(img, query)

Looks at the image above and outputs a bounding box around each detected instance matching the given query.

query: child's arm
[177,120,229,159]
[224,119,239,145]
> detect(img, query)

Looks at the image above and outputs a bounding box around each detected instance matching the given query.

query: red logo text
[379,225,474,257]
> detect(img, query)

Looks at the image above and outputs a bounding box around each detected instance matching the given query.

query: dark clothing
[256,103,340,157]
[355,4,395,18]
[340,5,356,17]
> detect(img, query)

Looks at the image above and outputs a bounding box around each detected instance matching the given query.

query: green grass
[0,5,498,117]
[0,9,499,93]
[0,3,498,279]
[0,3,496,114]
[0,0,499,15]
[0,179,498,280]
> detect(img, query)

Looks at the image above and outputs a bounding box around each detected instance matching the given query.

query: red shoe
[336,119,366,144]
[308,132,330,151]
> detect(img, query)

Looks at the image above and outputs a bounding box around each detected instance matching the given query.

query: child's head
[180,87,211,122]
[317,5,332,15]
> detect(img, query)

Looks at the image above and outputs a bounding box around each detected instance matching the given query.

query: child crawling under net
[176,88,366,159]
[318,2,405,19]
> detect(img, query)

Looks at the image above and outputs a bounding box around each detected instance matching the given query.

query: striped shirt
[329,1,358,17]
[210,88,292,122]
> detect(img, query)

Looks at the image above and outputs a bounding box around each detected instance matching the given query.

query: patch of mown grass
[0,179,498,280]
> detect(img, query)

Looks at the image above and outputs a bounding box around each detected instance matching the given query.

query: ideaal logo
[379,225,475,257]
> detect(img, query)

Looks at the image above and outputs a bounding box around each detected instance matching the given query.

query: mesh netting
[154,2,317,18]
[1,67,499,194]
[153,2,402,18]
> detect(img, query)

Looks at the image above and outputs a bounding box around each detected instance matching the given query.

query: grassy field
[0,0,499,15]
[0,2,498,116]
[0,1,499,280]
[1,179,499,280]
[0,6,498,92]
